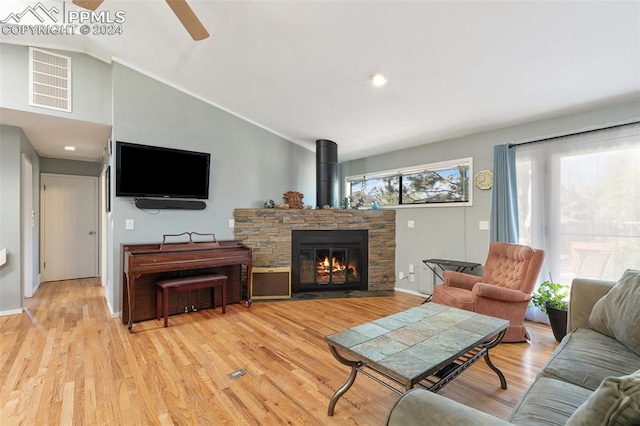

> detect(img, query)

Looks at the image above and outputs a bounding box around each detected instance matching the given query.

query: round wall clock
[475,170,494,190]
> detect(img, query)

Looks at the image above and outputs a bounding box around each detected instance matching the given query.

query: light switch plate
[125,219,134,230]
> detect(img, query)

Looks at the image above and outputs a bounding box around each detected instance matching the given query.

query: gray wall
[40,157,102,176]
[0,125,40,314]
[341,97,640,295]
[20,129,40,301]
[109,63,316,314]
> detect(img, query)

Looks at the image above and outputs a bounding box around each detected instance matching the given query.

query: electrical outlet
[409,274,415,282]
[125,219,134,230]
[399,272,404,280]
[229,219,235,228]
[479,220,489,230]
[408,220,415,228]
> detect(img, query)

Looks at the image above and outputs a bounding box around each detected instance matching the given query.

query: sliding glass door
[515,124,640,287]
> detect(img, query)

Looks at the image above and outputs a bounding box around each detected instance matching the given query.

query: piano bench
[156,274,227,328]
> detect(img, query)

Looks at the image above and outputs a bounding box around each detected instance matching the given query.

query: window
[516,123,640,283]
[346,158,472,207]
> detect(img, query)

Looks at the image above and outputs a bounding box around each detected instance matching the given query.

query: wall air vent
[29,47,71,112]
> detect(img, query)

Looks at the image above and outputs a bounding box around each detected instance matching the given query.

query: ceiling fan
[72,0,209,41]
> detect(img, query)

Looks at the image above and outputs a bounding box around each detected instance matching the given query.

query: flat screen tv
[115,141,211,199]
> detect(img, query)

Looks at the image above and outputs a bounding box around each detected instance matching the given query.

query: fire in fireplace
[301,249,360,285]
[291,230,368,292]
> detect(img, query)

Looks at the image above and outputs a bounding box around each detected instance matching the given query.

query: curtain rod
[508,120,640,148]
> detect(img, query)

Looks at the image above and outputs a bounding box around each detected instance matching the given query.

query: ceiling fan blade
[165,0,209,41]
[72,0,104,11]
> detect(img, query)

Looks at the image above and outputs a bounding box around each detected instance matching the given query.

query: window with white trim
[345,157,472,207]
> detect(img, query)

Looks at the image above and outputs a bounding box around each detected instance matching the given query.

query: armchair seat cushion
[473,283,532,302]
[432,286,474,311]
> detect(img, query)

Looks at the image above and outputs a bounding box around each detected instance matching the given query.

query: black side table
[421,258,481,302]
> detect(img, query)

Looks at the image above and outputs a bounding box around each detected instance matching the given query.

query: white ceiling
[1,0,639,163]
[0,107,112,161]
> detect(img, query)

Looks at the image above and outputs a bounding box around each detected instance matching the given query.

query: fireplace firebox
[291,230,368,293]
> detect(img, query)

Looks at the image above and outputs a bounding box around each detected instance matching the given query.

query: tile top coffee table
[324,302,509,416]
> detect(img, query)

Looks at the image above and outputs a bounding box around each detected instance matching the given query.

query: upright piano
[122,239,252,332]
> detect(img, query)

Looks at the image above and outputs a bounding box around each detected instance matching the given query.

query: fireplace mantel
[233,209,396,292]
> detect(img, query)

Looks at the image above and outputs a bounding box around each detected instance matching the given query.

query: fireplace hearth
[292,230,368,293]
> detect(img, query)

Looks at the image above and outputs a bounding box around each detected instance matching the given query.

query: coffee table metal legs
[481,329,508,389]
[327,345,362,416]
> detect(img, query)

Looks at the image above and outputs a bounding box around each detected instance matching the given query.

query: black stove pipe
[316,139,338,208]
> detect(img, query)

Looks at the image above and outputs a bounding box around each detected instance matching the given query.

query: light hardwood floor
[0,278,558,425]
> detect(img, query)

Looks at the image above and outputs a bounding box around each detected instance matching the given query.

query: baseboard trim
[394,287,430,299]
[105,300,120,319]
[0,307,24,316]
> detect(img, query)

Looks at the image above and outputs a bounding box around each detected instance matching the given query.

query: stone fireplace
[233,209,395,292]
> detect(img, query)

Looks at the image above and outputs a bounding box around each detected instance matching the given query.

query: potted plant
[531,280,570,342]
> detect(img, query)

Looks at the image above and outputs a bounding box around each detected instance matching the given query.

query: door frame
[100,165,108,289]
[40,173,99,281]
[22,154,35,297]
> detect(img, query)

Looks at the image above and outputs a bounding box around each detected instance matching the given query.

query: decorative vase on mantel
[546,304,568,343]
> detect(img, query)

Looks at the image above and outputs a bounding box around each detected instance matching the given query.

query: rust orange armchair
[431,242,545,342]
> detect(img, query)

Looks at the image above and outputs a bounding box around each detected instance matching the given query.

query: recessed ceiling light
[64,146,76,151]
[370,73,388,87]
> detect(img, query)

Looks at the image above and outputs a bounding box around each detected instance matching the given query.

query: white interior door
[22,155,34,297]
[42,174,98,282]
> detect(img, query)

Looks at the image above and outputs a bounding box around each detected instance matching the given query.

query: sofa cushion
[539,328,640,391]
[509,377,592,425]
[566,370,640,426]
[588,269,640,355]
[385,389,512,426]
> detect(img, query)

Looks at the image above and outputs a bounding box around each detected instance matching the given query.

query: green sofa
[386,271,640,426]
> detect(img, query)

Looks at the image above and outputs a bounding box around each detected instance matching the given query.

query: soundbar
[135,198,206,210]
